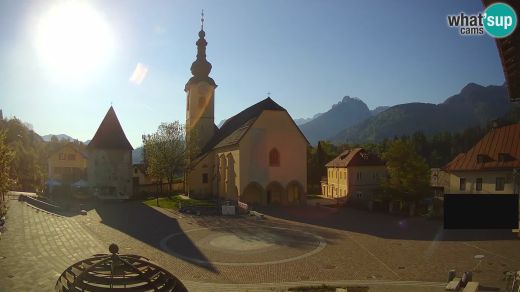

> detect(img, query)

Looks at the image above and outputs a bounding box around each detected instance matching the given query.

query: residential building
[87,106,133,199]
[321,148,387,202]
[444,124,520,195]
[184,21,308,205]
[47,143,87,183]
[430,168,450,197]
[132,163,153,186]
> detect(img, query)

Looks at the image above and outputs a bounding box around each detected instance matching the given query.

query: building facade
[184,20,308,206]
[87,107,133,199]
[321,148,387,203]
[47,143,87,183]
[444,124,520,195]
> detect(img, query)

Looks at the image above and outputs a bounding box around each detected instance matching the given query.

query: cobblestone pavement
[1,194,519,291]
[0,198,105,291]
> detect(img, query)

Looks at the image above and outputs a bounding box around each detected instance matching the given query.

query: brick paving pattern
[1,194,518,291]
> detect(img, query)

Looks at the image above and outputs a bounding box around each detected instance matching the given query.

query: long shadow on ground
[94,200,218,273]
[254,205,518,241]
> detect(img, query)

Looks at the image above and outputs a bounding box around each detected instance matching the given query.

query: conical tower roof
[88,106,133,150]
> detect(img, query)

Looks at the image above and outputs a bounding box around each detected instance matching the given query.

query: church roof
[203,97,285,152]
[192,97,306,165]
[88,106,133,150]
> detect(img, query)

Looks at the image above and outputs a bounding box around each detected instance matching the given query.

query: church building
[184,18,308,206]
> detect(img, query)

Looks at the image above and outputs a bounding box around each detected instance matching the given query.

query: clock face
[198,84,209,94]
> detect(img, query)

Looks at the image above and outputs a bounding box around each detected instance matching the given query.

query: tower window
[202,173,208,183]
[269,148,280,167]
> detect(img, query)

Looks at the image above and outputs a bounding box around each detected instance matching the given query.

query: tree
[142,122,189,201]
[381,139,430,202]
[0,117,45,191]
[307,140,340,192]
[0,131,15,216]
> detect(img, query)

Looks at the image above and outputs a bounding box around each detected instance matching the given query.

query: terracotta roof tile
[325,148,385,168]
[445,124,520,171]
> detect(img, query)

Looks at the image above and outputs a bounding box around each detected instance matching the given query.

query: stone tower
[185,12,217,160]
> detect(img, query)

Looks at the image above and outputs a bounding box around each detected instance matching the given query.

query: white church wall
[239,110,307,199]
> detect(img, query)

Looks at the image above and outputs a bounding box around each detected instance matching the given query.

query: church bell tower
[185,10,217,159]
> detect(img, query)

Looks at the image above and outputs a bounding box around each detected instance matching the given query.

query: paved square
[1,194,519,291]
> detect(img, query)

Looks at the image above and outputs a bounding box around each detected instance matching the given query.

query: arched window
[269,148,280,167]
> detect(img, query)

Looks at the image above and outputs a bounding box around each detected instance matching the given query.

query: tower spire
[201,9,204,31]
[190,10,211,78]
[184,10,217,91]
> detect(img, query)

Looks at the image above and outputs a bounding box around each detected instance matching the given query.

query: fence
[134,182,184,197]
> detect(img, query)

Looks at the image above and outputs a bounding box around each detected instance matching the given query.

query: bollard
[461,271,472,287]
[448,269,456,282]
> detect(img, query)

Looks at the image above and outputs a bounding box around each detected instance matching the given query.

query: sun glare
[35,1,114,83]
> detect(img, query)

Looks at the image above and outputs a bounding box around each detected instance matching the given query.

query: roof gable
[49,143,87,159]
[445,124,520,171]
[88,106,133,150]
[326,148,385,168]
[198,97,286,154]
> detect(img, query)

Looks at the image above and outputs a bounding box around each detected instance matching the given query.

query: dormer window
[476,154,487,163]
[498,153,510,162]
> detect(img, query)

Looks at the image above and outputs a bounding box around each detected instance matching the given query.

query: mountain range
[41,134,77,142]
[298,96,372,144]
[296,83,512,145]
[39,82,514,160]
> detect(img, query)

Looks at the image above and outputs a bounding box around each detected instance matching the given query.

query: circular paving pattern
[159,225,326,266]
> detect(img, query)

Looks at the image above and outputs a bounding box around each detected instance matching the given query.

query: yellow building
[184,22,308,206]
[321,148,387,202]
[444,124,520,194]
[47,143,87,183]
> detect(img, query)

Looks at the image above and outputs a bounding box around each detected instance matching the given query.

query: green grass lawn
[143,195,216,210]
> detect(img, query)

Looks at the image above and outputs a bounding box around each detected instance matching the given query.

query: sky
[0,0,506,147]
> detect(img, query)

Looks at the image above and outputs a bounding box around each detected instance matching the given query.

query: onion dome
[55,243,187,292]
[185,10,217,91]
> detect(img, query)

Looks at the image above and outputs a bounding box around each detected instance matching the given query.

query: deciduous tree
[381,139,430,202]
[143,122,191,199]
